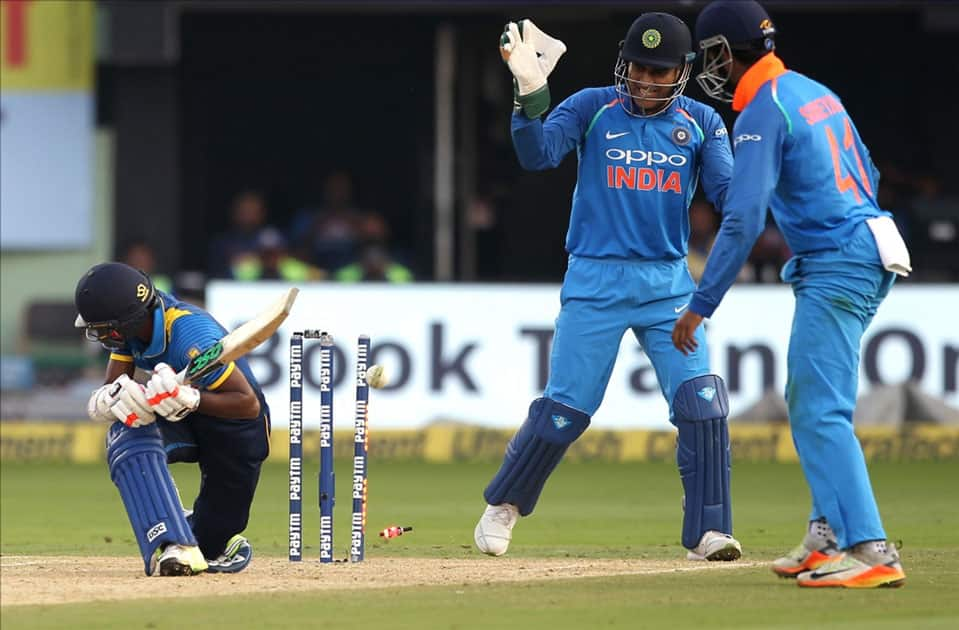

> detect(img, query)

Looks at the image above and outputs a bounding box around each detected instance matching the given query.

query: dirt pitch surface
[1,556,762,607]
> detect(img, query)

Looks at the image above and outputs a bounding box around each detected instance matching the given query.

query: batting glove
[109,374,157,428]
[500,20,567,118]
[87,383,120,423]
[146,362,201,421]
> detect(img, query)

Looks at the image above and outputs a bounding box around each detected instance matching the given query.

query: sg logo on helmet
[136,283,150,302]
[606,148,687,167]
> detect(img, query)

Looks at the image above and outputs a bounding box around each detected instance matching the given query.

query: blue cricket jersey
[512,87,733,260]
[690,54,889,317]
[109,291,265,397]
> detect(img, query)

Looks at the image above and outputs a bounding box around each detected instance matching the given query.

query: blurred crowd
[124,163,955,295]
[125,171,414,298]
[208,171,413,284]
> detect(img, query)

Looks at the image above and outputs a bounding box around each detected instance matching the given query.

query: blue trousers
[545,255,709,417]
[160,405,271,558]
[781,221,895,548]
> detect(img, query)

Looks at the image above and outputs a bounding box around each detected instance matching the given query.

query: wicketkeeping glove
[109,374,157,428]
[145,362,201,421]
[499,19,567,119]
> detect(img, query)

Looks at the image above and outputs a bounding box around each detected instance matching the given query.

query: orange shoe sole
[797,565,906,589]
[772,550,837,578]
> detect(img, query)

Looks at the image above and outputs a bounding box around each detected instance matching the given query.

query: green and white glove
[499,20,567,119]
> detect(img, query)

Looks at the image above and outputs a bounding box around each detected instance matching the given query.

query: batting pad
[106,422,198,575]
[484,397,589,516]
[673,375,732,550]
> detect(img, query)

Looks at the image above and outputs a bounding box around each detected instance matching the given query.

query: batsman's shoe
[206,535,253,574]
[686,530,742,561]
[155,544,208,576]
[797,540,905,588]
[773,518,841,578]
[474,503,519,556]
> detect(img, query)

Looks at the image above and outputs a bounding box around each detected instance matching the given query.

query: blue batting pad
[484,398,590,516]
[673,375,732,549]
[106,422,198,575]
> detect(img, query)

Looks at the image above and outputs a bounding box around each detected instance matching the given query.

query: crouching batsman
[75,262,270,576]
[474,13,742,562]
[673,1,910,588]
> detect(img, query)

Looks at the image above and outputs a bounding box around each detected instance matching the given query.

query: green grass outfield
[2,459,958,628]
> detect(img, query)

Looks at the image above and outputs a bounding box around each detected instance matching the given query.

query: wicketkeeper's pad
[673,374,732,549]
[484,397,589,516]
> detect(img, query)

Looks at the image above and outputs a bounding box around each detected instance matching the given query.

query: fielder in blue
[672,1,910,588]
[75,262,270,576]
[474,13,742,562]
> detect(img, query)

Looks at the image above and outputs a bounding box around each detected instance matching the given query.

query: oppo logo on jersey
[733,134,762,147]
[605,148,688,167]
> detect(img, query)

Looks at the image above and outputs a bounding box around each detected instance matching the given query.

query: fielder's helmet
[75,262,158,349]
[614,13,696,117]
[695,0,776,102]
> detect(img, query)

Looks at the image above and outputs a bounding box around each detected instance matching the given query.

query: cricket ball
[366,364,388,389]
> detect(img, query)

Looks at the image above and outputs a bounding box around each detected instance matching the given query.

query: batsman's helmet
[614,13,696,117]
[74,262,159,350]
[695,0,776,102]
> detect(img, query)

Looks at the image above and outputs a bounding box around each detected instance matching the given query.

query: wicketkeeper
[75,262,271,576]
[475,13,742,562]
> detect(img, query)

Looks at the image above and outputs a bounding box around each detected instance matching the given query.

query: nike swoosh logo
[674,303,689,313]
[809,568,849,578]
[605,131,630,140]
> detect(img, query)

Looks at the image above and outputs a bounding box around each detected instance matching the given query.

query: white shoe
[155,544,208,576]
[772,518,841,578]
[797,540,905,588]
[206,535,253,574]
[686,530,742,561]
[474,503,519,556]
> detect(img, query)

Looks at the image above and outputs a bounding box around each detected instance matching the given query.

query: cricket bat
[176,287,299,385]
